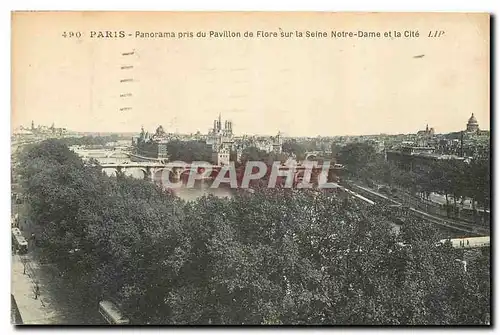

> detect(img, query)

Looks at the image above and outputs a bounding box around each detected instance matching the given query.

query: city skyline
[14,112,489,138]
[12,12,489,136]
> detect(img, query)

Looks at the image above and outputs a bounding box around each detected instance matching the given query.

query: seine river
[82,150,233,201]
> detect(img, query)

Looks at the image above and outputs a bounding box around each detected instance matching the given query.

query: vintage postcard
[11,12,490,325]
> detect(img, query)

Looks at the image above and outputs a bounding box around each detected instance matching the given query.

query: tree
[337,143,378,177]
[240,146,268,164]
[465,158,490,224]
[282,140,306,160]
[167,140,213,163]
[17,140,490,325]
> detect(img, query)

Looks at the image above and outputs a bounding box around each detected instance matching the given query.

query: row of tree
[282,140,333,161]
[165,140,290,166]
[336,143,491,222]
[17,140,490,325]
[239,146,288,166]
[164,138,337,165]
[57,135,122,147]
[165,140,214,162]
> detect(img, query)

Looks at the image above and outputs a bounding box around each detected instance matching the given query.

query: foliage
[240,146,288,166]
[17,140,490,325]
[56,135,121,147]
[282,140,307,160]
[282,140,321,161]
[166,140,213,163]
[336,143,490,219]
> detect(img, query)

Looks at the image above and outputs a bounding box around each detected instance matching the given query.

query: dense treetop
[336,143,490,219]
[17,139,490,325]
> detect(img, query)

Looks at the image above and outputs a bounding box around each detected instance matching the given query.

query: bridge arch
[102,167,119,177]
[304,151,321,161]
[304,151,332,161]
[305,154,317,161]
[99,163,200,184]
[116,167,149,179]
[106,151,130,159]
[152,167,175,184]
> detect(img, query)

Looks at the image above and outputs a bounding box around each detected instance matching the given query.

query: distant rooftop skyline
[14,116,489,138]
[12,12,489,137]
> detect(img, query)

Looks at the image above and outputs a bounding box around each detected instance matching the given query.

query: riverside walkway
[11,254,63,324]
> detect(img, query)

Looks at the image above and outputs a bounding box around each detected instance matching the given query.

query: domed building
[132,125,169,160]
[153,125,167,138]
[466,113,479,133]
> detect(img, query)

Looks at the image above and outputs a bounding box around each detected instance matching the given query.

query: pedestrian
[34,284,40,300]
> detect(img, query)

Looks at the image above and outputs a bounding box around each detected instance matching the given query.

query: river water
[89,152,233,201]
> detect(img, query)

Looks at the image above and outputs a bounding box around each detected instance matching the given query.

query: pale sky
[12,12,489,136]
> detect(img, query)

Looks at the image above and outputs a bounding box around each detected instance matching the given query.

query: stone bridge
[73,150,131,159]
[304,150,333,160]
[98,162,192,182]
[98,162,343,186]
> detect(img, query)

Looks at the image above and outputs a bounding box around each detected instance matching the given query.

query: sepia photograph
[10,11,490,325]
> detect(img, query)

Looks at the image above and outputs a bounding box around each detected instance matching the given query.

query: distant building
[134,126,169,159]
[271,132,283,154]
[466,113,480,133]
[13,121,68,139]
[209,114,234,166]
[236,149,243,162]
[400,146,436,155]
[253,138,274,153]
[386,145,465,171]
[13,128,33,136]
[415,124,435,146]
[417,124,435,136]
[366,139,385,153]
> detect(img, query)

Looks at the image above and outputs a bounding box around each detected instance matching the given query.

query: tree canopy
[16,140,490,325]
[166,140,213,163]
[56,135,122,147]
[336,143,490,222]
[240,146,288,166]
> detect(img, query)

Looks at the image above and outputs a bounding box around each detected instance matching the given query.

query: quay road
[11,180,104,324]
[11,137,105,324]
[12,199,105,325]
[347,182,489,236]
[12,203,105,325]
[12,252,104,325]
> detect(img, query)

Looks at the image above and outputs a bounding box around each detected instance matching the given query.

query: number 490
[62,31,82,38]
